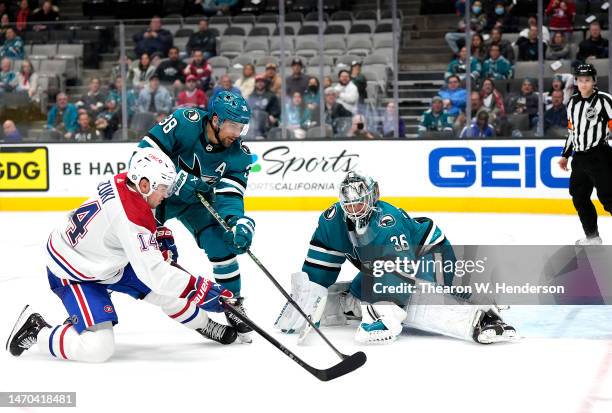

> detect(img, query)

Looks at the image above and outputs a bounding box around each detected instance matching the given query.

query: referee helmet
[574,63,597,81]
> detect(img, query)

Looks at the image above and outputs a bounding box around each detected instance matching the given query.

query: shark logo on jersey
[324,205,337,220]
[585,106,599,122]
[178,154,219,185]
[183,109,201,122]
[379,214,396,228]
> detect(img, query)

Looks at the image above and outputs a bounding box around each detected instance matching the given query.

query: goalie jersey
[137,107,253,220]
[46,173,195,298]
[302,201,457,290]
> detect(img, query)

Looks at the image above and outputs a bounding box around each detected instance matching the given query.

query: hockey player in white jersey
[275,171,518,345]
[6,148,239,363]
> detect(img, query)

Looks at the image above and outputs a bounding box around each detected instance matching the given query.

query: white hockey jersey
[46,172,196,298]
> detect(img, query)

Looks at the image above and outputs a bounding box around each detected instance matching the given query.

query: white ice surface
[1,211,611,413]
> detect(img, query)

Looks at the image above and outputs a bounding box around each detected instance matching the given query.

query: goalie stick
[196,194,367,367]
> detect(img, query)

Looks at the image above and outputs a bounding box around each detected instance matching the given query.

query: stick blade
[313,351,367,382]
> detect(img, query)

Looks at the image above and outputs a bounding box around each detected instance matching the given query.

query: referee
[559,63,612,245]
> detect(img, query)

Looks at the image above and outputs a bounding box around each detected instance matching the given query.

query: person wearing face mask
[486,1,518,32]
[444,0,487,54]
[303,77,321,122]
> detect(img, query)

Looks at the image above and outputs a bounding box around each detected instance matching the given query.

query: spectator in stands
[518,15,550,44]
[348,114,379,139]
[506,78,540,128]
[544,89,567,136]
[323,75,333,89]
[77,77,107,117]
[0,28,24,60]
[130,52,157,91]
[486,1,519,32]
[186,18,217,59]
[108,75,137,120]
[324,87,353,135]
[576,21,609,62]
[46,93,78,139]
[176,74,208,108]
[546,31,570,60]
[418,96,452,137]
[545,0,575,35]
[334,69,359,114]
[73,112,101,141]
[133,16,173,58]
[95,97,121,140]
[31,0,59,32]
[545,73,573,107]
[235,63,255,99]
[381,101,406,138]
[445,0,487,54]
[438,75,466,120]
[350,61,367,104]
[304,77,320,114]
[471,33,487,62]
[460,111,495,138]
[0,14,10,42]
[517,26,547,61]
[16,0,30,33]
[2,120,22,143]
[263,62,282,96]
[137,75,173,120]
[479,78,505,121]
[155,46,186,92]
[445,46,481,83]
[0,57,16,92]
[211,74,240,98]
[482,44,513,80]
[455,91,493,132]
[16,59,39,104]
[183,49,212,91]
[247,74,280,139]
[283,92,310,139]
[285,58,309,97]
[486,28,515,63]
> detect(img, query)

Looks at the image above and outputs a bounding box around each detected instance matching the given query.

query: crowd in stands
[420,0,609,138]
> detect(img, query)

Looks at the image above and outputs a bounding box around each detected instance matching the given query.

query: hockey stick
[196,194,366,363]
[222,298,366,381]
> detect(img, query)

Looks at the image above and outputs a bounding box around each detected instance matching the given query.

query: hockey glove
[156,226,178,263]
[172,170,211,204]
[222,215,255,255]
[187,276,234,313]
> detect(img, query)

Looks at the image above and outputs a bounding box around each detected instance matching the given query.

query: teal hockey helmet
[208,91,251,136]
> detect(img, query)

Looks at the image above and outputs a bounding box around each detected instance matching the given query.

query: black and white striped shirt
[562,88,612,158]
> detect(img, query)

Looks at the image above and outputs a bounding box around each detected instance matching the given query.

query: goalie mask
[339,171,380,233]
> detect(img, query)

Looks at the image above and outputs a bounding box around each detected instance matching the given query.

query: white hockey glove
[274,272,328,335]
[355,302,407,345]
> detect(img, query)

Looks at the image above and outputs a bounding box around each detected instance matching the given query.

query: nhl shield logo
[183,109,201,122]
[585,106,599,122]
[70,315,79,324]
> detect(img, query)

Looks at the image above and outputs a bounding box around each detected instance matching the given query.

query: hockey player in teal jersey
[137,91,255,342]
[275,172,517,345]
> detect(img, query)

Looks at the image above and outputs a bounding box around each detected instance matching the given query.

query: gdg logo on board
[0,146,49,191]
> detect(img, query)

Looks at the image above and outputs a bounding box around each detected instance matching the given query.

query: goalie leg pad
[274,272,328,334]
[320,281,362,327]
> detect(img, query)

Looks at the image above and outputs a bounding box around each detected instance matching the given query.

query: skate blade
[5,305,33,352]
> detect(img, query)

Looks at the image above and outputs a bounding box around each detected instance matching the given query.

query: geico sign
[0,147,49,191]
[429,146,568,188]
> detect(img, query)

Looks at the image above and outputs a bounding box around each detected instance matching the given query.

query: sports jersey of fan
[6,148,239,363]
[137,91,256,342]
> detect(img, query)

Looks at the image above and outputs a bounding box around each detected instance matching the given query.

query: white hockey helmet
[128,147,176,198]
[339,171,380,222]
